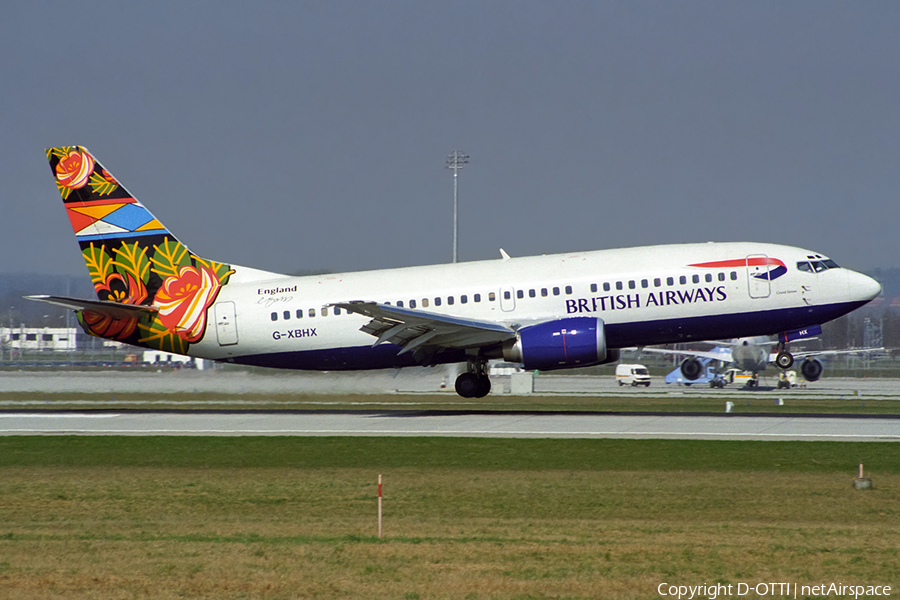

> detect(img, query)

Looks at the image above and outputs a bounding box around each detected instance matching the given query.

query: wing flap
[334,301,515,351]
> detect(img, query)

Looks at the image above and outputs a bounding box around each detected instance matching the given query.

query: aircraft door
[500,287,516,312]
[746,254,771,299]
[214,301,239,346]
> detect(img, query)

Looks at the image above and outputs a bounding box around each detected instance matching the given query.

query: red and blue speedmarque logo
[688,257,788,281]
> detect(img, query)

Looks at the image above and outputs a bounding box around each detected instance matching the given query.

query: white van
[616,364,651,387]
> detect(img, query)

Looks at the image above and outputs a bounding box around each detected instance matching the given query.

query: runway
[1,411,898,441]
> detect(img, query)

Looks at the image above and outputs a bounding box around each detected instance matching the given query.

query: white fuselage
[185,241,879,371]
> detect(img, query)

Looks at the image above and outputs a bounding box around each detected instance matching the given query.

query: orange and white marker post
[377,474,383,539]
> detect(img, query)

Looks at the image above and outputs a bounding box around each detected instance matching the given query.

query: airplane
[642,331,883,388]
[27,146,882,398]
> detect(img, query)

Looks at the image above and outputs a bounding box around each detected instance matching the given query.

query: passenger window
[321,307,328,317]
[603,283,610,292]
[718,273,725,282]
[448,296,455,305]
[517,290,524,299]
[628,280,636,290]
[679,276,687,285]
[553,287,560,296]
[565,285,573,294]
[528,289,535,298]
[504,291,511,300]
[692,275,699,284]
[654,278,661,287]
[409,299,417,308]
[271,312,278,322]
[641,279,649,288]
[435,297,442,306]
[705,274,712,283]
[397,301,404,307]
[541,288,548,297]
[461,295,468,304]
[474,294,481,302]
[730,272,738,280]
[666,277,674,286]
[488,292,495,301]
[422,298,429,308]
[334,307,341,315]
[296,310,303,319]
[283,311,290,320]
[309,308,316,317]
[616,281,623,291]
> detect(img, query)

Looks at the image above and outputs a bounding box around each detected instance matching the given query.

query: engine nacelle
[503,317,607,371]
[680,357,703,380]
[800,358,823,382]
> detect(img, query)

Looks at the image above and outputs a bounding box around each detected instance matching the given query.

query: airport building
[1,326,81,352]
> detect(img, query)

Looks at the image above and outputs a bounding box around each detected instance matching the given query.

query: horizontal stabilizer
[24,295,158,320]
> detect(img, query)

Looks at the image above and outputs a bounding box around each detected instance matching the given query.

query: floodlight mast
[445,151,469,264]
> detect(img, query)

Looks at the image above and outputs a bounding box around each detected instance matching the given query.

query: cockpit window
[797,259,840,273]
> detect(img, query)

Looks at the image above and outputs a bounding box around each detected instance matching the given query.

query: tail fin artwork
[29,146,239,354]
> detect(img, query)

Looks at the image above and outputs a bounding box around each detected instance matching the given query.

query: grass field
[1,437,899,599]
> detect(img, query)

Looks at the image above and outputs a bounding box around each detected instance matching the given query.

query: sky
[2,2,899,279]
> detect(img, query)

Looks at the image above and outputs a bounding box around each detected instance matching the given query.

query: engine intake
[800,358,823,382]
[680,357,703,381]
[503,317,607,371]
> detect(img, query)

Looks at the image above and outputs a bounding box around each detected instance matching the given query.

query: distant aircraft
[641,333,880,388]
[28,146,881,397]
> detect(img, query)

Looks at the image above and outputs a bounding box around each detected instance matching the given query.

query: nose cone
[847,270,881,304]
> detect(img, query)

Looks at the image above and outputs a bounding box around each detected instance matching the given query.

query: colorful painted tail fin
[37,146,236,353]
[48,145,189,269]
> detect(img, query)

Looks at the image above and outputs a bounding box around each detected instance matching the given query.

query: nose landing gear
[775,342,794,369]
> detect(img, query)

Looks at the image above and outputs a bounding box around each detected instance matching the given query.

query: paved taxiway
[2,369,900,397]
[2,411,898,441]
[1,370,898,441]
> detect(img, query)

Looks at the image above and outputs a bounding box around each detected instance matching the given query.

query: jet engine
[800,358,823,382]
[680,357,703,380]
[503,317,608,371]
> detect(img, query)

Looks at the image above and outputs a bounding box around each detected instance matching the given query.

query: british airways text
[567,286,727,314]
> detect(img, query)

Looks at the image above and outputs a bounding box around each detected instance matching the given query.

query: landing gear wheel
[776,351,794,369]
[455,373,481,398]
[455,371,491,398]
[473,375,491,398]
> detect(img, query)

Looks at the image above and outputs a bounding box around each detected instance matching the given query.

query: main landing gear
[455,358,491,398]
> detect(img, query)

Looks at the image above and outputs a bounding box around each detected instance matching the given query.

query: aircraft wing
[332,301,516,353]
[773,347,884,361]
[638,346,734,363]
[25,295,159,320]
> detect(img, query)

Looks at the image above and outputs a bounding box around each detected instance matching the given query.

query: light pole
[445,151,469,263]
